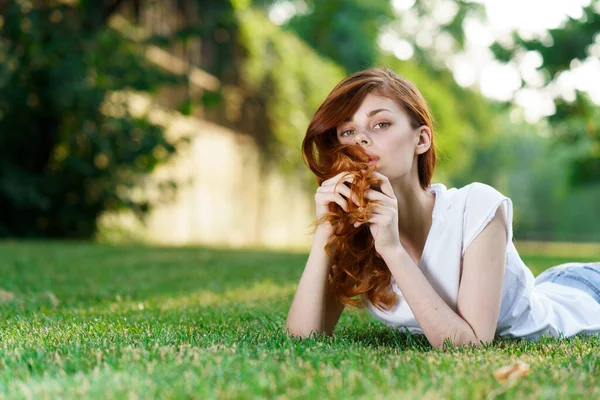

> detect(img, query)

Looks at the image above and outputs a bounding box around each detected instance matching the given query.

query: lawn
[1,241,599,399]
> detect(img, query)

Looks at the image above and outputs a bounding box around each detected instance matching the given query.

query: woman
[285,67,600,349]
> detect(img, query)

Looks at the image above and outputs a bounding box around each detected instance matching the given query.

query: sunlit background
[272,0,600,121]
[0,0,599,250]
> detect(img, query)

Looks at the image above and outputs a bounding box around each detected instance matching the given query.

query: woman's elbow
[432,330,491,349]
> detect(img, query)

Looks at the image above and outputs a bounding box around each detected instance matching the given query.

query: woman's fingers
[323,171,354,186]
[320,171,397,219]
[368,171,395,199]
[329,181,359,206]
[316,191,350,212]
[333,194,350,212]
[362,189,391,204]
[353,213,389,227]
[317,185,360,210]
[341,186,361,206]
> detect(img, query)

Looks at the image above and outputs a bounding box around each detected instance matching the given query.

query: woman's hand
[353,171,403,257]
[314,171,360,236]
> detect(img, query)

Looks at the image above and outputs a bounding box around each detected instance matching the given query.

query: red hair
[301,67,438,311]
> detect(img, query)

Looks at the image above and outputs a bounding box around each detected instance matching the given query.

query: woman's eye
[340,122,389,137]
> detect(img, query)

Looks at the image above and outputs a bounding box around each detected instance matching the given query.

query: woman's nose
[354,131,372,145]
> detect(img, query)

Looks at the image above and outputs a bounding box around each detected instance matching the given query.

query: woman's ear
[415,126,432,155]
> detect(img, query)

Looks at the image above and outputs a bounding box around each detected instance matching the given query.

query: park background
[1,0,599,248]
[1,0,600,398]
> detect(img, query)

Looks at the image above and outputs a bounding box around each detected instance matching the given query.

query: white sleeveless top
[363,182,600,340]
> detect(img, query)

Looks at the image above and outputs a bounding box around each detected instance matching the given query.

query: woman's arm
[285,227,345,338]
[380,205,508,349]
[323,267,345,335]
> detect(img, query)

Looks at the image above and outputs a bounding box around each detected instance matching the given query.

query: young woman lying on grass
[285,67,600,349]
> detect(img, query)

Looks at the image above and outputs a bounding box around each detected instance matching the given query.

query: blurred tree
[129,0,345,189]
[497,117,600,242]
[239,0,497,184]
[136,0,239,83]
[446,112,600,242]
[278,0,396,73]
[243,0,598,241]
[489,1,600,186]
[225,4,346,192]
[375,54,498,182]
[0,1,186,238]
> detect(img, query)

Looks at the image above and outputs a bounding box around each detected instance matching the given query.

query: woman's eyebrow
[342,108,391,123]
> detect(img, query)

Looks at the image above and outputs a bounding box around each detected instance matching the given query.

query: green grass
[1,241,599,399]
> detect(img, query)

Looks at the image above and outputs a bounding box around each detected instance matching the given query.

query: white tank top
[363,182,600,339]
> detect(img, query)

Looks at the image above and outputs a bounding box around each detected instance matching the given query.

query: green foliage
[489,5,600,78]
[233,5,346,188]
[377,55,498,182]
[231,2,498,188]
[283,0,396,73]
[513,7,600,79]
[0,3,186,238]
[1,241,599,397]
[412,0,487,51]
[489,2,600,185]
[549,93,600,186]
[453,113,600,242]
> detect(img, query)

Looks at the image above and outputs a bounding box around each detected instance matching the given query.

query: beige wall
[97,91,316,251]
[100,15,318,251]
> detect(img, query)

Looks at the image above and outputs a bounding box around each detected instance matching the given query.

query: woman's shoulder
[430,182,512,224]
[436,182,512,226]
[448,181,510,204]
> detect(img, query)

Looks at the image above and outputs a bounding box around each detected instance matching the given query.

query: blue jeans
[535,262,600,304]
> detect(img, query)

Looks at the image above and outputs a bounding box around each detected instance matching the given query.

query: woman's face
[336,93,424,180]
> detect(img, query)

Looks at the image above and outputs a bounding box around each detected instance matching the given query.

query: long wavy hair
[301,67,438,312]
